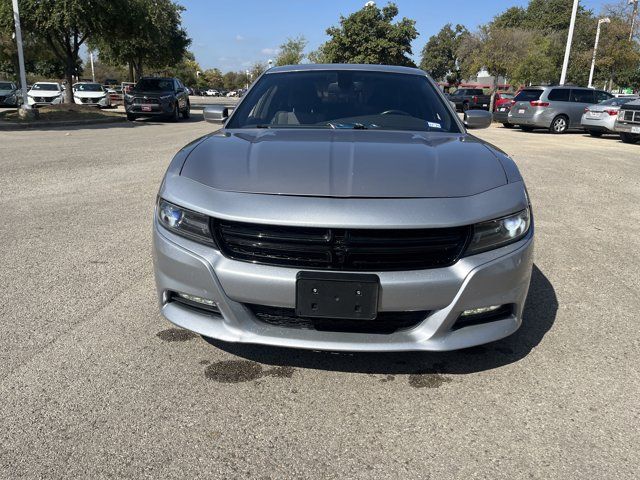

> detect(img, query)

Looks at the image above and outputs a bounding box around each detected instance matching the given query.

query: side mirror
[203,105,229,123]
[463,110,492,129]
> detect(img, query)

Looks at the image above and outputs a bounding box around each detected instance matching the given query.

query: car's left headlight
[157,198,215,246]
[465,208,531,255]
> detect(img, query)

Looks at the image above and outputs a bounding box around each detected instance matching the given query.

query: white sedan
[205,89,219,96]
[27,82,64,107]
[581,97,639,137]
[72,82,111,108]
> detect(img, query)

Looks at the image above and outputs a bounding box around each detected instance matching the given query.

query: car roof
[266,63,426,76]
[527,85,594,90]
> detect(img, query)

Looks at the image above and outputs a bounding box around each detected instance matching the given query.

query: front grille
[212,219,471,271]
[133,97,160,105]
[621,110,640,123]
[248,304,429,334]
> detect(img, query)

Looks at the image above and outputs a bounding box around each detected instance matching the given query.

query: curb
[0,115,127,130]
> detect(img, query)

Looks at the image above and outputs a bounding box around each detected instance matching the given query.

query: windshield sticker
[427,122,442,129]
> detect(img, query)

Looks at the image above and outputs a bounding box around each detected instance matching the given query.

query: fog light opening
[169,291,220,315]
[177,292,216,306]
[460,305,502,317]
[453,304,514,331]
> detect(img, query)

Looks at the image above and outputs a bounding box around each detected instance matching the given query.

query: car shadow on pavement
[204,264,557,375]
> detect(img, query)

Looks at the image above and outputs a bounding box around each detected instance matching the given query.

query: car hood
[180,129,508,198]
[28,90,60,95]
[0,89,15,94]
[131,90,172,97]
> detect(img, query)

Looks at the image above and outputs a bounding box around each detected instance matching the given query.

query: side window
[547,89,570,101]
[570,89,595,103]
[595,90,612,103]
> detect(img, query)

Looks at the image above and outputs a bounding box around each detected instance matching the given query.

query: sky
[178,0,606,72]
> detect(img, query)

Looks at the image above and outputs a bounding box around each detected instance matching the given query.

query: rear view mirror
[203,105,229,123]
[463,110,492,129]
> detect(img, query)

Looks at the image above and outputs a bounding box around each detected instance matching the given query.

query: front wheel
[170,103,180,122]
[620,132,640,144]
[550,115,568,134]
[181,102,190,119]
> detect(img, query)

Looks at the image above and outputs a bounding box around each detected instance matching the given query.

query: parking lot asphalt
[1,119,638,479]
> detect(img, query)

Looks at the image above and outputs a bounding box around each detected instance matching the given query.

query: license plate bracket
[295,272,379,320]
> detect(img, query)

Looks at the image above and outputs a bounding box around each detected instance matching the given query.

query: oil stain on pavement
[408,370,452,388]
[205,360,295,383]
[156,328,198,342]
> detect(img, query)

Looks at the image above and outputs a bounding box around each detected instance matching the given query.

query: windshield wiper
[326,122,368,130]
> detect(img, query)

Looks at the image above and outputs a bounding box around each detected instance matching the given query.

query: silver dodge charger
[153,64,534,352]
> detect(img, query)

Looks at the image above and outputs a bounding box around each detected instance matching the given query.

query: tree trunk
[64,58,75,104]
[128,62,134,83]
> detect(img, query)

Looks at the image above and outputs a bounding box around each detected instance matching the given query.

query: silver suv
[508,86,613,133]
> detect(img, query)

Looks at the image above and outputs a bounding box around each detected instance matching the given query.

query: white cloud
[261,48,279,55]
[235,35,245,41]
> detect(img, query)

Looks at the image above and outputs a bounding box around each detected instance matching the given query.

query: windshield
[32,83,59,91]
[0,82,14,90]
[227,70,460,132]
[514,89,543,101]
[134,78,174,92]
[74,83,104,92]
[598,97,637,106]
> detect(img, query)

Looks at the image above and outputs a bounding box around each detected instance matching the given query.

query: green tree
[316,2,418,66]
[274,36,307,66]
[0,0,125,102]
[249,61,267,81]
[92,0,190,83]
[419,24,468,81]
[202,68,223,90]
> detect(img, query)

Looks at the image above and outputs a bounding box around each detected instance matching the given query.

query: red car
[495,92,515,108]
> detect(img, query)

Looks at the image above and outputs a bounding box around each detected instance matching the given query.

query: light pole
[560,0,580,85]
[588,17,610,88]
[11,0,30,110]
[90,51,96,82]
[630,0,639,41]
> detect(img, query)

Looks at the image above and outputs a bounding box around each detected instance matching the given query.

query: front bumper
[614,121,640,134]
[74,96,110,107]
[125,101,174,116]
[153,219,534,352]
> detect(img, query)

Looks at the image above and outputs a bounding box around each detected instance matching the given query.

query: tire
[502,122,514,129]
[170,102,180,122]
[550,115,569,134]
[588,131,603,138]
[181,101,190,119]
[126,113,136,121]
[521,126,534,132]
[620,132,640,144]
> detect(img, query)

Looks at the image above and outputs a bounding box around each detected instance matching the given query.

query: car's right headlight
[465,208,531,255]
[618,111,625,120]
[156,198,215,246]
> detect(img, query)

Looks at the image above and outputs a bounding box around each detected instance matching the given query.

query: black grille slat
[213,219,470,271]
[248,304,429,334]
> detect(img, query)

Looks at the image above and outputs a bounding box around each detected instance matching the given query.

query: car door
[569,89,595,126]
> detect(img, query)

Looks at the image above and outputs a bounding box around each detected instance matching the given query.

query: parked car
[581,96,639,137]
[494,92,515,109]
[226,90,238,97]
[508,86,613,133]
[614,99,640,144]
[27,82,64,107]
[493,91,520,128]
[124,77,190,121]
[153,64,533,352]
[447,88,492,112]
[205,89,219,96]
[0,80,22,107]
[72,82,111,108]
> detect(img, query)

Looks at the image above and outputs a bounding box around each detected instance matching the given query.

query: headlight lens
[465,208,531,255]
[618,111,625,120]
[157,198,215,245]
